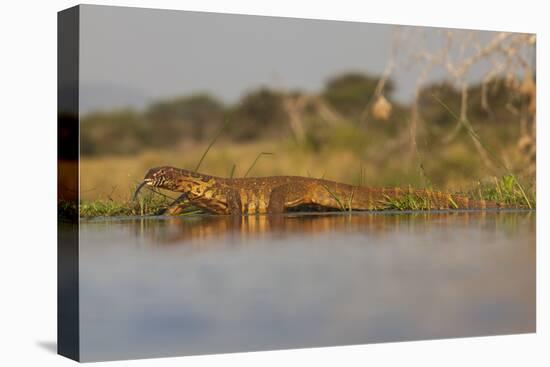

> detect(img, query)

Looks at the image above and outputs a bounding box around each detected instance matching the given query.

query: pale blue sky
[79,5,512,114]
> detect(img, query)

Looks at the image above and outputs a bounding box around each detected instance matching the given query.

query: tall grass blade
[244,152,274,178]
[194,119,230,172]
[513,176,532,209]
[321,184,346,211]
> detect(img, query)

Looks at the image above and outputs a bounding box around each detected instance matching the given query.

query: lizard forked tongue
[133,181,148,201]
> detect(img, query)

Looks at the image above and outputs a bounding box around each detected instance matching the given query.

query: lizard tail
[381,188,503,210]
[311,183,505,210]
[395,188,500,210]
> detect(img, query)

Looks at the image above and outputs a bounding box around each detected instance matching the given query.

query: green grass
[379,192,434,211]
[80,185,168,217]
[469,174,535,209]
[72,184,207,218]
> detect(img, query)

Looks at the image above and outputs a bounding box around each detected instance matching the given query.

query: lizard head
[133,166,183,200]
[133,166,215,201]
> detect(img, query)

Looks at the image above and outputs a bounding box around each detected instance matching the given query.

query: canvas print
[58,5,536,362]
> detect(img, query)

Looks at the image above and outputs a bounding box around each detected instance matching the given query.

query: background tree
[81,109,148,156]
[226,88,288,141]
[146,94,225,145]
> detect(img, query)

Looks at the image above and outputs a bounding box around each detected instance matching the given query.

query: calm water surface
[78,211,535,361]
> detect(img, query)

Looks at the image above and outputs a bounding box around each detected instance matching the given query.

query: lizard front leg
[226,188,242,215]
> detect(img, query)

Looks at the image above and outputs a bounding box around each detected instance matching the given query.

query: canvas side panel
[57,5,80,362]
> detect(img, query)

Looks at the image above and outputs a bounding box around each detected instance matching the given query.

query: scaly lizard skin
[133,166,502,215]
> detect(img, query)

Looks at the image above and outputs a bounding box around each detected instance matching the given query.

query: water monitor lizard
[133,166,503,215]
